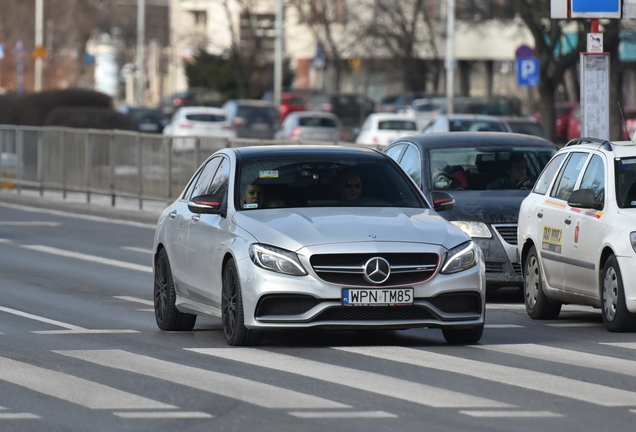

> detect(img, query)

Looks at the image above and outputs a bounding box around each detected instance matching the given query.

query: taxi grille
[310,253,439,287]
[493,224,517,245]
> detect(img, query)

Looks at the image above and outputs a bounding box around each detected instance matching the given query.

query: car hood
[433,190,530,224]
[233,207,468,252]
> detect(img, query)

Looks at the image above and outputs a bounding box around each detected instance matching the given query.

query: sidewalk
[0,188,168,225]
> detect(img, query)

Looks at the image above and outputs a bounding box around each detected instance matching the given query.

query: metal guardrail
[0,125,361,209]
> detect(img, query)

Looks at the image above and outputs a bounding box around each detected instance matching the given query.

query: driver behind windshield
[487,153,530,189]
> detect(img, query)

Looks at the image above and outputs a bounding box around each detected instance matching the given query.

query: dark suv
[305,93,375,126]
[221,99,279,139]
[158,88,226,119]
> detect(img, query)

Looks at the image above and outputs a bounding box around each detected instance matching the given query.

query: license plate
[342,288,413,306]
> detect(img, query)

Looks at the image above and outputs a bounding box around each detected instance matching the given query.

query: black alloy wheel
[154,249,196,331]
[222,258,263,346]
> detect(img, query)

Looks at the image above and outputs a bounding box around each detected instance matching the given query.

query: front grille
[311,305,438,322]
[493,224,517,245]
[512,263,522,276]
[310,253,439,286]
[428,292,481,314]
[255,295,322,317]
[485,262,504,273]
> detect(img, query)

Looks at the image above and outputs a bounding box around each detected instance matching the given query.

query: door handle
[168,210,177,219]
[564,219,571,225]
[192,215,200,222]
[537,212,543,218]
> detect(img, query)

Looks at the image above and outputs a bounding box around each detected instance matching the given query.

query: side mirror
[188,194,226,215]
[567,188,603,210]
[430,190,455,212]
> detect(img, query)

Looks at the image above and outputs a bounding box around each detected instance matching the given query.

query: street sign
[587,33,603,53]
[33,45,47,59]
[580,53,610,140]
[517,58,540,87]
[515,45,534,60]
[0,44,4,60]
[571,0,621,18]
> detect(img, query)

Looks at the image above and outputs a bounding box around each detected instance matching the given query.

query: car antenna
[618,101,631,140]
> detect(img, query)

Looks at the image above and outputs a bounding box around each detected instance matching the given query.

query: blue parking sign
[517,58,540,87]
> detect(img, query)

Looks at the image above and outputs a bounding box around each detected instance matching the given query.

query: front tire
[524,245,561,319]
[154,249,197,331]
[601,255,636,332]
[442,324,484,344]
[222,258,263,346]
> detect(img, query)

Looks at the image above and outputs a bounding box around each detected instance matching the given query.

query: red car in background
[278,92,316,122]
[555,101,579,140]
[566,104,581,142]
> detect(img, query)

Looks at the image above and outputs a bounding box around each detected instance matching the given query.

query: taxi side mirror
[567,188,603,210]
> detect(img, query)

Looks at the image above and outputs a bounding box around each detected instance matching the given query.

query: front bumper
[476,223,522,289]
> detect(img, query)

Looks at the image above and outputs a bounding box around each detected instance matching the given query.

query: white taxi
[518,137,636,332]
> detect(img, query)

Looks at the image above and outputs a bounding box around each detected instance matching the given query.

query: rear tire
[523,245,561,319]
[601,255,636,332]
[442,323,484,344]
[154,249,197,331]
[222,258,263,346]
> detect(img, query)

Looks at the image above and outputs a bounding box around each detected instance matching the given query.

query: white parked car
[355,114,418,147]
[518,137,636,331]
[163,106,232,151]
[421,114,512,134]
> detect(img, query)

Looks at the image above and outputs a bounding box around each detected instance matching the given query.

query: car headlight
[441,241,479,274]
[631,232,636,253]
[249,244,307,276]
[450,221,492,238]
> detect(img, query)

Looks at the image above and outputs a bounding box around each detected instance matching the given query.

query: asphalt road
[1,196,636,432]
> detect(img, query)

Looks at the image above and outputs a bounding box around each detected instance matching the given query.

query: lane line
[113,411,212,419]
[336,346,636,407]
[21,245,152,273]
[485,324,523,329]
[122,247,152,254]
[0,306,86,331]
[0,356,175,410]
[0,221,60,227]
[56,350,349,410]
[476,344,636,378]
[544,323,603,327]
[188,348,513,409]
[288,411,396,419]
[486,304,598,313]
[0,413,41,420]
[33,330,139,335]
[601,342,636,350]
[460,410,562,418]
[0,238,13,243]
[114,296,154,306]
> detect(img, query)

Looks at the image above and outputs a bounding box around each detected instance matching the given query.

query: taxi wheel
[524,246,561,319]
[601,255,636,332]
[442,323,484,344]
[222,258,263,346]
[153,249,197,331]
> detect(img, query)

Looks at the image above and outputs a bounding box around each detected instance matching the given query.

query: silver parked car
[421,114,512,134]
[274,111,343,142]
[152,145,486,345]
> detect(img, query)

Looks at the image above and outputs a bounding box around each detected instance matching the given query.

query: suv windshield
[237,156,424,210]
[429,146,556,190]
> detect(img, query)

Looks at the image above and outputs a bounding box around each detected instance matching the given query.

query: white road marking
[545,323,604,327]
[0,221,60,227]
[56,350,349,410]
[114,296,154,306]
[600,342,636,350]
[137,309,154,312]
[0,413,41,420]
[189,348,513,409]
[460,410,562,418]
[0,356,175,410]
[21,245,152,273]
[337,346,636,407]
[0,306,85,331]
[485,324,523,329]
[33,330,139,335]
[476,344,636,378]
[113,411,212,419]
[122,246,152,254]
[487,304,598,313]
[0,238,13,243]
[288,411,396,419]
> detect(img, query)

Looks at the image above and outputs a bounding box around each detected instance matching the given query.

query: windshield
[449,120,507,132]
[298,117,338,128]
[429,146,556,191]
[237,155,425,210]
[378,120,417,131]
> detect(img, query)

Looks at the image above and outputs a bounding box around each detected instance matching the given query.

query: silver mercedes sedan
[152,145,486,346]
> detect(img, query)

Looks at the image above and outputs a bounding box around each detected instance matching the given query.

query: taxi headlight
[631,232,636,253]
[249,244,307,276]
[441,241,478,274]
[450,221,492,238]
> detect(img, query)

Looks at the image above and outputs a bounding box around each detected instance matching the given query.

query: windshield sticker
[542,226,562,254]
[259,170,279,178]
[243,203,259,209]
[576,158,587,170]
[620,158,636,165]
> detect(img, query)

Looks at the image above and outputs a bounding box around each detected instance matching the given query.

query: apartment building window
[190,10,207,27]
[301,0,346,24]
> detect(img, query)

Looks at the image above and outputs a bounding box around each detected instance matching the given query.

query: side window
[579,154,605,205]
[399,145,422,187]
[550,152,589,201]
[534,153,566,195]
[188,157,222,199]
[207,158,230,196]
[385,144,405,162]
